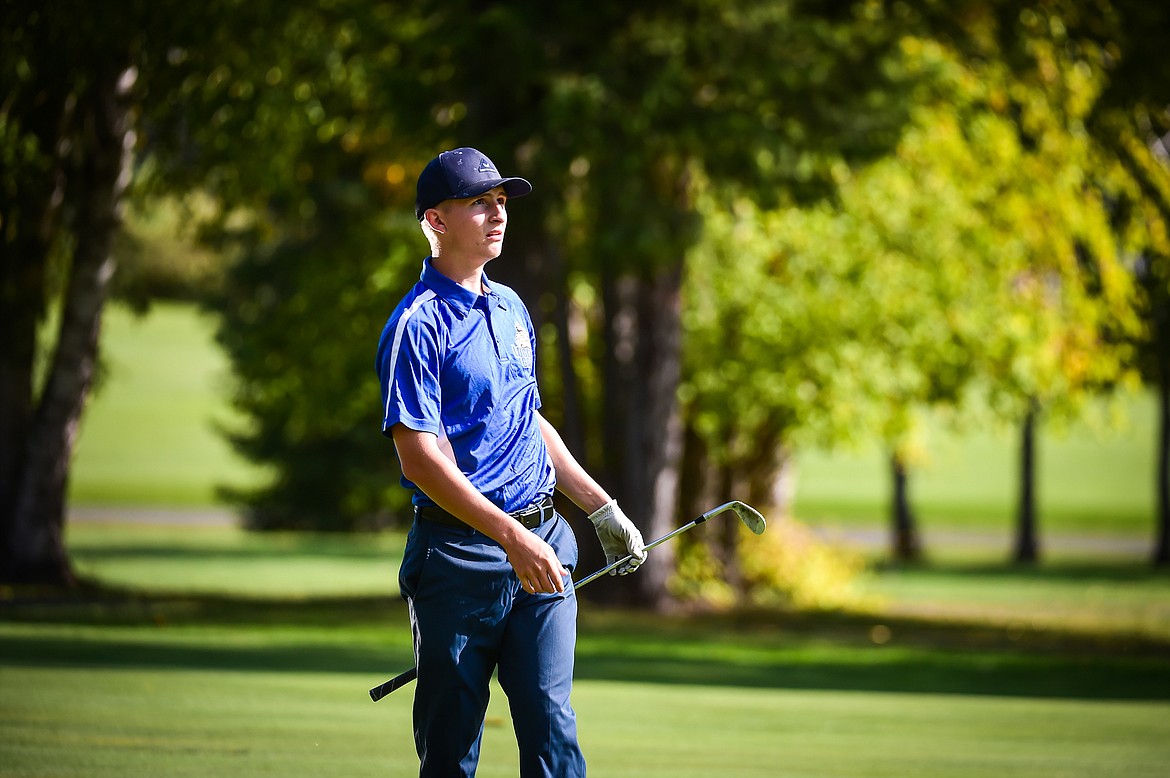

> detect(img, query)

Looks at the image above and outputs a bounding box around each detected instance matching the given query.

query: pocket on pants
[548,514,580,575]
[414,529,512,631]
[397,520,431,601]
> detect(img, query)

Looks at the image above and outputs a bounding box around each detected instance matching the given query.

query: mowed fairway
[4,302,1167,777]
[2,672,1167,778]
[4,526,1169,777]
[3,598,1169,778]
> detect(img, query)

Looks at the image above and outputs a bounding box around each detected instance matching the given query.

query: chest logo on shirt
[513,320,533,371]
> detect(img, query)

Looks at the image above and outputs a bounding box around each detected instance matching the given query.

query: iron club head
[730,501,767,534]
[706,501,766,535]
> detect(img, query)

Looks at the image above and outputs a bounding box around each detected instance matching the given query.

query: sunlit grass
[66,522,405,598]
[1,514,1166,778]
[859,562,1170,641]
[795,389,1156,535]
[3,661,1166,778]
[2,603,1168,778]
[70,302,265,506]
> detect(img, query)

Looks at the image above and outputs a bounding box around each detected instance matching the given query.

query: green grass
[65,523,403,598]
[2,589,1168,778]
[4,662,1165,778]
[4,521,1169,777]
[858,563,1170,641]
[69,302,264,506]
[61,522,1170,641]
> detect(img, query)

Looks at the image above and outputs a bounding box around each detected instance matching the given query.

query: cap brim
[450,176,532,202]
[416,177,532,220]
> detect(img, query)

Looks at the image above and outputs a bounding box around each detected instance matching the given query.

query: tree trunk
[1013,403,1040,565]
[593,265,685,609]
[678,420,794,602]
[0,71,74,584]
[890,451,922,562]
[677,424,717,527]
[635,266,685,609]
[1155,373,1170,567]
[546,243,585,460]
[745,423,795,518]
[496,223,586,459]
[1,64,135,585]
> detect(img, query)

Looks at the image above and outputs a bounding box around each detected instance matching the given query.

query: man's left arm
[537,413,647,575]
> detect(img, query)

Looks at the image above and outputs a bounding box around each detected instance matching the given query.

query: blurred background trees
[3,0,1168,603]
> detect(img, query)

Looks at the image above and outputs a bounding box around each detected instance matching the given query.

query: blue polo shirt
[376,258,556,513]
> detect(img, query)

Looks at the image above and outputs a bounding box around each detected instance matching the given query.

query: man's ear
[424,209,446,234]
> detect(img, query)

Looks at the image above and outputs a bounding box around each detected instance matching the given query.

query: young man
[376,147,647,777]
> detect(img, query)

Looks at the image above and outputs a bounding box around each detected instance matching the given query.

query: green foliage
[672,517,873,611]
[124,1,451,530]
[740,516,873,610]
[110,196,228,309]
[682,18,1144,492]
[205,193,422,531]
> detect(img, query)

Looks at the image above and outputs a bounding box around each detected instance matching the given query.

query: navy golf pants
[398,512,585,777]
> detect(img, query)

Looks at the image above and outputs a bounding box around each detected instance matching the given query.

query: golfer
[376,147,647,777]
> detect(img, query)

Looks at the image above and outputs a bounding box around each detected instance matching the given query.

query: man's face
[433,186,509,262]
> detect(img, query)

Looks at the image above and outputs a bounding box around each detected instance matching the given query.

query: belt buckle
[516,497,549,529]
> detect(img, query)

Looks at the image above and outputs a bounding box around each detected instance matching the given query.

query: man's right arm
[391,424,569,594]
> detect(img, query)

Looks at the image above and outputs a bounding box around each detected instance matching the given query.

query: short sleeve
[378,310,443,438]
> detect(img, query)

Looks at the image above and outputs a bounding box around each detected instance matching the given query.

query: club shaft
[369,501,741,702]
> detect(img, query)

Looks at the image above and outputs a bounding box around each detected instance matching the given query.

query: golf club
[369,500,766,702]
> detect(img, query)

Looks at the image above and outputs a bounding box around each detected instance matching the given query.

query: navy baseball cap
[415,147,532,220]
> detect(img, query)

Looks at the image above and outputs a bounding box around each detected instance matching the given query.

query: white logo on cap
[477,158,496,174]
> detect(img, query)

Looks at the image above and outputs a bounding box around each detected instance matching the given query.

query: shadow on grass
[571,649,1170,702]
[2,589,1168,704]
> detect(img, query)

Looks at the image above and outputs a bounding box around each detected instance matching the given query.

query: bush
[672,514,873,611]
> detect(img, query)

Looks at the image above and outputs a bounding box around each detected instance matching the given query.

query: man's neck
[431,254,489,295]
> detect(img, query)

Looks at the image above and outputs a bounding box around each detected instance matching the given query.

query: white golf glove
[587,500,647,575]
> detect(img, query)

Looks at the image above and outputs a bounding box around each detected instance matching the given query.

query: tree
[0,0,358,580]
[137,1,469,531]
[911,0,1167,564]
[512,1,916,607]
[1075,0,1170,566]
[682,18,1141,571]
[2,2,147,584]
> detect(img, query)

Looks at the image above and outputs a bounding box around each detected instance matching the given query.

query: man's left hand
[587,500,647,575]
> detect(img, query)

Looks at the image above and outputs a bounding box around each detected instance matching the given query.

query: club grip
[369,666,417,702]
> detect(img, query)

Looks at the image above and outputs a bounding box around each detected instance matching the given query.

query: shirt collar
[420,257,507,317]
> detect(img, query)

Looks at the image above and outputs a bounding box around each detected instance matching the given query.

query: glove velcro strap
[587,500,618,527]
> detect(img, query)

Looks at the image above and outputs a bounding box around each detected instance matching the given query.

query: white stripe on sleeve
[384,290,438,424]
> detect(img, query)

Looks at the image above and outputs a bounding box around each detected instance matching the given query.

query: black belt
[415,495,556,531]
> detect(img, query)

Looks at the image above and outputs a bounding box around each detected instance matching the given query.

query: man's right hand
[393,425,568,594]
[504,528,569,595]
